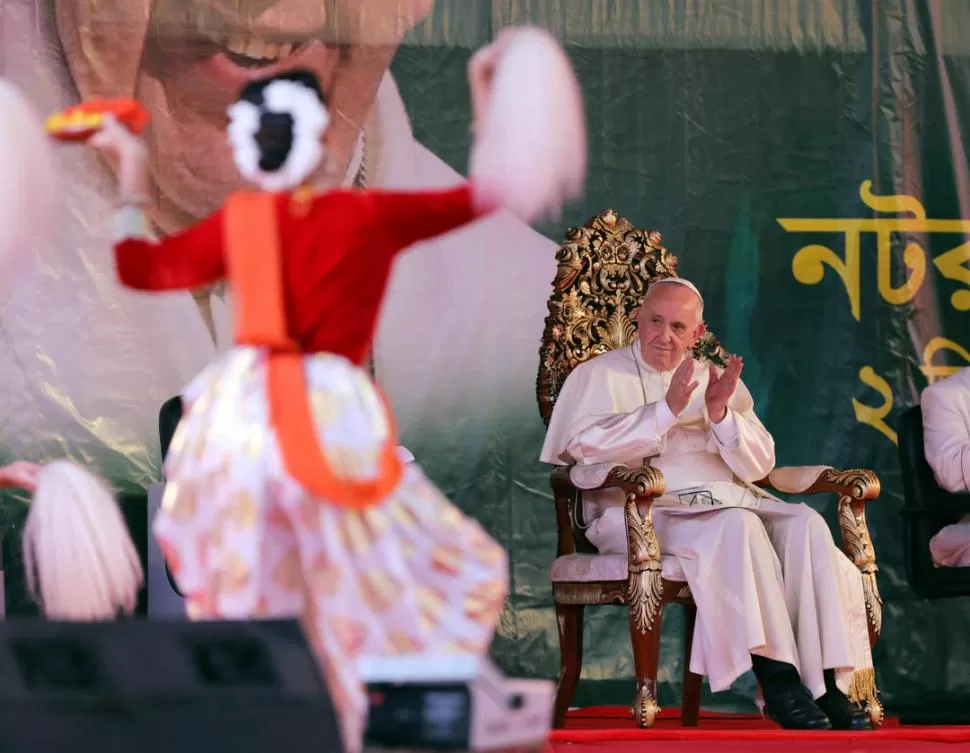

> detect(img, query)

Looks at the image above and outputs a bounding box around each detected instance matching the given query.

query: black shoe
[816,690,873,730]
[763,686,833,730]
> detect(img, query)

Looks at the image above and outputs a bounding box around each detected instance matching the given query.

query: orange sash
[223,192,403,508]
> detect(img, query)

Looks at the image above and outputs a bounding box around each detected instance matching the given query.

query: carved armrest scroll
[621,467,666,636]
[550,464,667,634]
[550,461,666,548]
[550,463,665,498]
[760,465,881,501]
[759,465,883,641]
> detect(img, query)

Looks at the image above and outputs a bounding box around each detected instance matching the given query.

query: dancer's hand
[468,46,498,135]
[89,115,150,204]
[88,114,145,160]
[468,29,519,134]
[0,461,43,491]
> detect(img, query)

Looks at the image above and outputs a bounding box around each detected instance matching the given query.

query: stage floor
[547,707,970,752]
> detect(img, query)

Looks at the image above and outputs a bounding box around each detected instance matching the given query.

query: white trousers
[588,488,871,700]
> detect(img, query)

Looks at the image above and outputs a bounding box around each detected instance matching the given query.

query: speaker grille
[10,638,102,692]
[184,636,280,688]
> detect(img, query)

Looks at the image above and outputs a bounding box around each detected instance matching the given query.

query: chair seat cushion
[551,553,686,583]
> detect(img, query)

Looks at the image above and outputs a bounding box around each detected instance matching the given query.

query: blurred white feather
[469,27,587,224]
[23,461,144,621]
[0,78,58,279]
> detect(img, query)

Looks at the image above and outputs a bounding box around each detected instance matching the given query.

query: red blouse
[115,185,481,365]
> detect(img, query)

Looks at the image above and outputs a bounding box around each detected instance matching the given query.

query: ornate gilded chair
[536,209,884,729]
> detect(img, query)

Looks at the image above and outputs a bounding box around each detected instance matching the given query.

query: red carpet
[546,706,970,751]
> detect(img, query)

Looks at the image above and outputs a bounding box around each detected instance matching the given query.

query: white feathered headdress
[227,73,330,192]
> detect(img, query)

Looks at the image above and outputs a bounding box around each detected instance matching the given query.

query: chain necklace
[630,342,649,408]
[349,134,379,379]
[351,132,369,189]
[630,342,653,467]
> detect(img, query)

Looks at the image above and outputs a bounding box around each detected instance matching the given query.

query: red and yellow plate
[45,98,149,142]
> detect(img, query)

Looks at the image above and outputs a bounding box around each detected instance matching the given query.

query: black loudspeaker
[159,395,184,466]
[0,619,342,753]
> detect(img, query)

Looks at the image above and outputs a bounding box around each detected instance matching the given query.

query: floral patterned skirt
[155,348,508,753]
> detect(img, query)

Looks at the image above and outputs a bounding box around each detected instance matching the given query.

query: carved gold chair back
[537,209,728,424]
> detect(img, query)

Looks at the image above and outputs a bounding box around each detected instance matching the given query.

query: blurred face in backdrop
[52,0,434,233]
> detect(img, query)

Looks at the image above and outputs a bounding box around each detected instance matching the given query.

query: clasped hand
[665,355,744,424]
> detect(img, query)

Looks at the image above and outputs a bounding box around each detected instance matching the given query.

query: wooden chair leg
[629,604,664,727]
[680,602,702,727]
[553,601,584,729]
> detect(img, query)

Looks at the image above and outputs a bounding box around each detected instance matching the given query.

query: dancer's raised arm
[88,116,226,291]
[369,26,587,252]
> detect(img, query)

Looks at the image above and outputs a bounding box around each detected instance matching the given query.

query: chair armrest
[549,464,665,557]
[759,465,883,640]
[759,465,881,502]
[550,464,665,499]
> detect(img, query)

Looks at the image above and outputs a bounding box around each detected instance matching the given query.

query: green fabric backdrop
[390,0,969,712]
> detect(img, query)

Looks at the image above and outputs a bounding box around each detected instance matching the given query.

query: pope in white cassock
[540,277,874,731]
[921,366,970,567]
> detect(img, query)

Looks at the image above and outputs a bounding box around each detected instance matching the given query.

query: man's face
[54,0,434,233]
[636,285,704,372]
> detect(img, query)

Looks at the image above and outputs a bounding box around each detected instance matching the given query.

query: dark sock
[822,669,846,699]
[751,655,802,693]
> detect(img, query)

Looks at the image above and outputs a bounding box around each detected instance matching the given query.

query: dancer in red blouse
[52,26,586,753]
[114,182,485,367]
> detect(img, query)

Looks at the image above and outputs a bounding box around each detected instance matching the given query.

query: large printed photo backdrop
[1,0,968,711]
